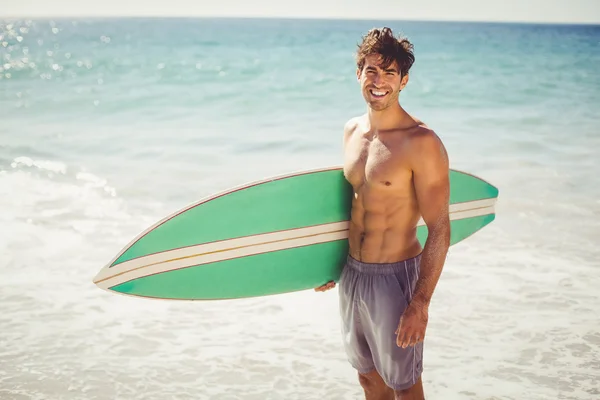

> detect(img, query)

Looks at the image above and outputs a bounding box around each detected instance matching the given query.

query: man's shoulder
[344,115,365,132]
[343,115,366,140]
[408,123,444,149]
[406,124,448,164]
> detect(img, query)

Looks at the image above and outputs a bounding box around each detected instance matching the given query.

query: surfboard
[93,166,498,301]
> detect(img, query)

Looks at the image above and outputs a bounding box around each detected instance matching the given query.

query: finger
[395,317,403,335]
[396,332,404,347]
[407,334,418,348]
[403,335,411,348]
[409,335,419,347]
[397,329,410,348]
[395,325,404,344]
[315,281,335,292]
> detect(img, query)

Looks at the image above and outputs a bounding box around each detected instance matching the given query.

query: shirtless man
[315,27,451,400]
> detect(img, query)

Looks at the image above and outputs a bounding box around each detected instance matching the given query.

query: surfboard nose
[92,264,112,288]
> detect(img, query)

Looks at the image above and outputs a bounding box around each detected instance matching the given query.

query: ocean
[1,17,599,399]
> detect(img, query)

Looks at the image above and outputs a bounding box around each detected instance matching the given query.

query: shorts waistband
[346,253,422,275]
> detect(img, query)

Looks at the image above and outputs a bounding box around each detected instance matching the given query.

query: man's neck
[367,103,414,132]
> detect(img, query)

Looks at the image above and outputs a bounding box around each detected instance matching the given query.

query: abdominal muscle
[347,185,423,264]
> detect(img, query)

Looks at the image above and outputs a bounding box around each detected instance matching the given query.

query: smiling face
[354,27,415,112]
[357,53,409,112]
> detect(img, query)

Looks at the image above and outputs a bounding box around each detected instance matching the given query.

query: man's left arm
[396,130,451,348]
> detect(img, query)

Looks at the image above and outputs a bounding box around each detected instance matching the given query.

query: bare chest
[343,134,410,189]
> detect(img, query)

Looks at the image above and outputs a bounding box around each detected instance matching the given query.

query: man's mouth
[369,89,388,98]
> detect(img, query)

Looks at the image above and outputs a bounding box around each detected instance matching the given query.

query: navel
[383,181,391,186]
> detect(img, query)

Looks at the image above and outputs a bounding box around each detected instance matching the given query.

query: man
[315,27,451,400]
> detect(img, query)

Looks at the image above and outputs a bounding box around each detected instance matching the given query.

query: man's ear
[400,73,409,90]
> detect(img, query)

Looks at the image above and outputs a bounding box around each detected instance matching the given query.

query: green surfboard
[93,166,498,300]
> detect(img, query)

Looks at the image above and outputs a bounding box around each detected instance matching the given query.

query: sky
[2,0,599,24]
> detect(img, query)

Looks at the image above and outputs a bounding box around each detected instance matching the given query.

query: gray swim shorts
[338,253,423,391]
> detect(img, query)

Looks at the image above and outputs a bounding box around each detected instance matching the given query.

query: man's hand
[395,298,429,348]
[314,281,336,292]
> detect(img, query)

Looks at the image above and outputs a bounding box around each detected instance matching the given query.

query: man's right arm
[314,118,357,292]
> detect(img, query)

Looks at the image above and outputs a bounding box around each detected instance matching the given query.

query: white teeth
[371,90,386,96]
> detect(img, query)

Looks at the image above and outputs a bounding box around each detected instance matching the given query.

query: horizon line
[1,14,599,26]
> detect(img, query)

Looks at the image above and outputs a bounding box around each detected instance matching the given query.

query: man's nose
[372,73,383,86]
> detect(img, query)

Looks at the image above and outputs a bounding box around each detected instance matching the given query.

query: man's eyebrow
[365,64,398,73]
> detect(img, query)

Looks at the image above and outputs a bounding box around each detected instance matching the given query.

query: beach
[1,18,599,399]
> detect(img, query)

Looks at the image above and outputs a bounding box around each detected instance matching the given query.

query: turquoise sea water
[1,18,599,399]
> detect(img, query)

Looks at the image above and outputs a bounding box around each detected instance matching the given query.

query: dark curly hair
[356,27,415,77]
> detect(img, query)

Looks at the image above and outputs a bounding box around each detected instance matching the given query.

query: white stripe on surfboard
[95,229,349,289]
[94,198,496,289]
[95,197,495,282]
[94,221,349,284]
[414,197,494,226]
